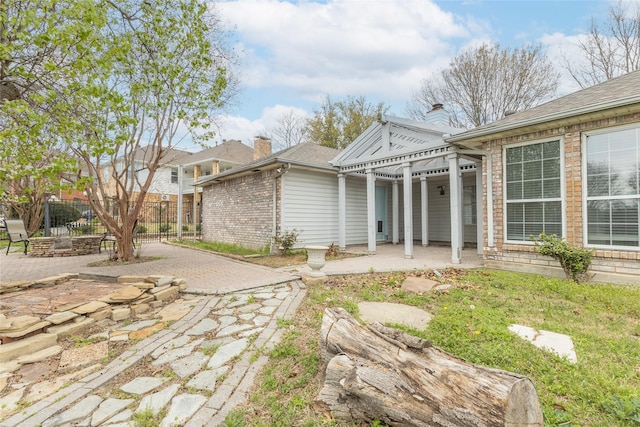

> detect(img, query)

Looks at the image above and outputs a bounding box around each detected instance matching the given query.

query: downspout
[272,163,291,251]
[455,149,494,247]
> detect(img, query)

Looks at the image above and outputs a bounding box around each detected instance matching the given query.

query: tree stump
[316,308,543,426]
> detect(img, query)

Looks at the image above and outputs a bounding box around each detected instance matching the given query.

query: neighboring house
[447,69,640,284]
[198,107,481,266]
[197,140,341,250]
[101,140,253,224]
[175,140,254,226]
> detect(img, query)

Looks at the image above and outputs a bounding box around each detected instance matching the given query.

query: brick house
[197,140,342,250]
[198,110,480,264]
[447,70,640,285]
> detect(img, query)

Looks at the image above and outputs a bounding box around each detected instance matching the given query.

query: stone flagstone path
[0,280,306,427]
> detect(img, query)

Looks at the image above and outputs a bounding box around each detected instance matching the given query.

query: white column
[448,154,462,264]
[338,173,346,251]
[392,180,399,244]
[366,168,376,254]
[402,163,413,259]
[420,176,429,246]
[475,161,484,256]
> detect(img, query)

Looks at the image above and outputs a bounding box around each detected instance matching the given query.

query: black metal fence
[2,198,201,242]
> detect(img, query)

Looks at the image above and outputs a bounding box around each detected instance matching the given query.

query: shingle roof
[197,142,340,186]
[447,69,640,144]
[133,146,193,166]
[181,139,253,165]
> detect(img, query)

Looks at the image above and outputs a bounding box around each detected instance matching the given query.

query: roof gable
[331,115,463,171]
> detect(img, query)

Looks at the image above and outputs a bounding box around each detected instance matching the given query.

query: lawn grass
[172,239,270,256]
[223,269,640,426]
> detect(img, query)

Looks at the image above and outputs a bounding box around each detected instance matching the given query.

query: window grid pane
[505,140,561,241]
[586,127,640,247]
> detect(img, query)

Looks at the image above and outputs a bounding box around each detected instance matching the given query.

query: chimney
[253,136,272,160]
[424,103,451,126]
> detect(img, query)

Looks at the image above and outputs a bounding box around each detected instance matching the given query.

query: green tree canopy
[305,95,389,150]
[1,0,237,259]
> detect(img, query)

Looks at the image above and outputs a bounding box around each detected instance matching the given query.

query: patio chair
[100,218,138,253]
[3,218,30,255]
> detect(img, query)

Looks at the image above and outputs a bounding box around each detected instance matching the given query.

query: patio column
[338,173,346,251]
[448,153,462,264]
[402,162,413,259]
[475,160,484,256]
[366,168,376,255]
[420,176,429,246]
[193,165,201,230]
[392,180,399,244]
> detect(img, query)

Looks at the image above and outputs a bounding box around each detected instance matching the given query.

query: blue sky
[199,0,615,150]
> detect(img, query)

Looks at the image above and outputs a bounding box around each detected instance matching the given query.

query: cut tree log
[316,308,543,427]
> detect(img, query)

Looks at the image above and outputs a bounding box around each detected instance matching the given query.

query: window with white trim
[505,140,562,241]
[463,185,476,225]
[585,127,639,247]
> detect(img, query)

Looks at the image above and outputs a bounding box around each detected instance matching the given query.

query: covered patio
[330,114,489,264]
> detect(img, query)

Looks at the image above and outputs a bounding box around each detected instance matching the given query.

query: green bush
[159,223,171,233]
[273,229,300,256]
[182,224,189,232]
[78,224,95,234]
[49,203,81,226]
[532,233,594,283]
[137,224,147,234]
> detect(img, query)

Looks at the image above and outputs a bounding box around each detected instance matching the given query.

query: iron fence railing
[1,198,202,243]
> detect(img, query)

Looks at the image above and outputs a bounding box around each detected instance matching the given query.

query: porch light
[438,185,445,196]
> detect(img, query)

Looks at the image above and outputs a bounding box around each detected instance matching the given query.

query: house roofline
[196,157,337,186]
[446,95,640,145]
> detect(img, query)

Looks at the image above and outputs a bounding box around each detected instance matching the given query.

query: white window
[463,185,476,225]
[505,140,562,242]
[171,170,178,184]
[585,126,639,248]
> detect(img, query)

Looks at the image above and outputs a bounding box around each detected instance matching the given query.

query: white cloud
[219,0,489,106]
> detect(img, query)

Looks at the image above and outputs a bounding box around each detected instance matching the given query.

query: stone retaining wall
[29,235,103,257]
[0,274,186,366]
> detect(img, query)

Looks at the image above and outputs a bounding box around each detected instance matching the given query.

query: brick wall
[201,169,277,250]
[482,112,640,283]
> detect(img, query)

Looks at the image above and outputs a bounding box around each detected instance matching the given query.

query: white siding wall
[146,166,179,195]
[409,175,477,243]
[346,176,368,245]
[282,169,339,247]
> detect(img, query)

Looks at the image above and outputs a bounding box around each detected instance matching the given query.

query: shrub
[273,229,300,256]
[531,233,594,283]
[182,224,189,232]
[49,203,81,227]
[326,243,340,258]
[159,223,171,233]
[137,224,147,234]
[78,224,95,235]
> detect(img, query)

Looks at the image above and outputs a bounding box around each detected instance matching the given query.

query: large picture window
[585,127,639,248]
[505,140,562,241]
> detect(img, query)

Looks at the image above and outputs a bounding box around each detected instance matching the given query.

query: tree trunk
[316,308,543,427]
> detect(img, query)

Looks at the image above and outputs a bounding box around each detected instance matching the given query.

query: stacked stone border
[0,273,185,371]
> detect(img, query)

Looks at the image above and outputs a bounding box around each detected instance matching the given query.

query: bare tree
[564,1,640,88]
[270,109,308,150]
[407,43,560,128]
